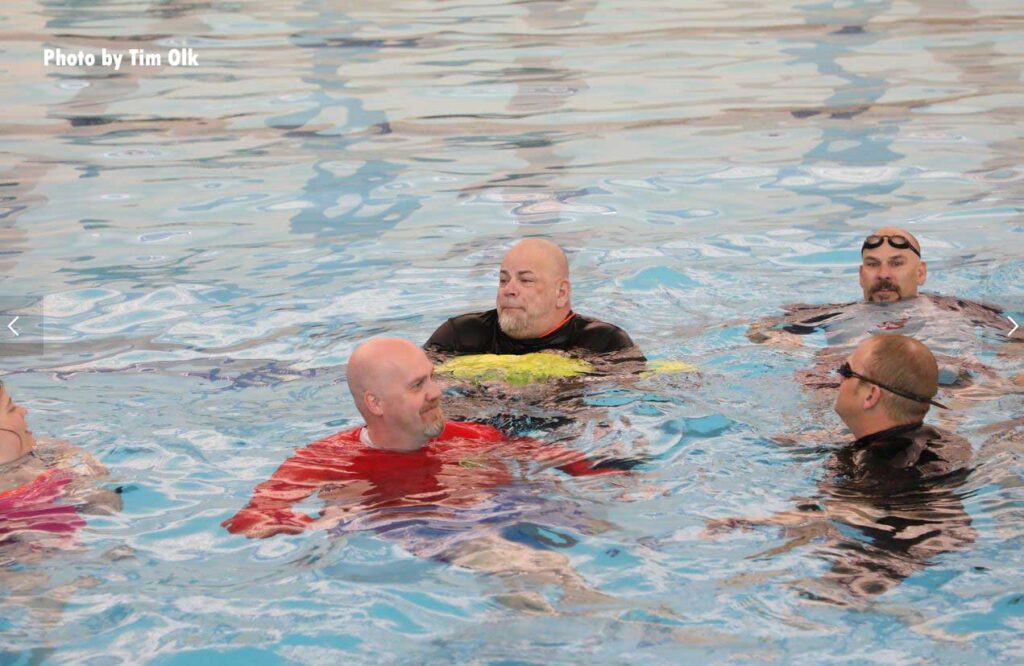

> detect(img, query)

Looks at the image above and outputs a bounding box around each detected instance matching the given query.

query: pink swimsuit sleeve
[0,469,87,539]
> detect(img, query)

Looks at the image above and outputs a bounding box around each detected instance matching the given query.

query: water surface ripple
[1,0,1022,663]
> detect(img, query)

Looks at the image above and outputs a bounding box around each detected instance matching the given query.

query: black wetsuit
[424,309,640,357]
[829,422,971,490]
[808,422,975,596]
[765,294,1010,338]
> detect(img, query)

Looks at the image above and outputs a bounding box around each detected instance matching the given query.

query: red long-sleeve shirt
[223,421,615,538]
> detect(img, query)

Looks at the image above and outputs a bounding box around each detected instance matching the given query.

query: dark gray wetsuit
[809,423,974,597]
[425,309,642,358]
[829,422,971,490]
[754,293,1011,348]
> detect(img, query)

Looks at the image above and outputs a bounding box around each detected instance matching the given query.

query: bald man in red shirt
[224,338,637,609]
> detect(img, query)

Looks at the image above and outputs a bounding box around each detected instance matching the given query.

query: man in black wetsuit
[425,238,640,357]
[748,226,1013,346]
[747,226,1017,394]
[707,334,975,598]
[832,334,968,480]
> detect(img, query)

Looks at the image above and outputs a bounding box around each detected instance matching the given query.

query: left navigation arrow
[7,316,19,337]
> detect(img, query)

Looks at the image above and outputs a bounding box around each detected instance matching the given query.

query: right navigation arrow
[1009,316,1019,338]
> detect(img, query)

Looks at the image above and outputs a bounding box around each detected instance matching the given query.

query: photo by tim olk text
[43,47,199,70]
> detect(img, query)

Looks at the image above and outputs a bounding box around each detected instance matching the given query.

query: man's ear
[556,279,571,309]
[917,260,927,286]
[364,391,384,417]
[862,384,882,410]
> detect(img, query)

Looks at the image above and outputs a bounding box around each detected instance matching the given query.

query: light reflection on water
[1,0,1023,662]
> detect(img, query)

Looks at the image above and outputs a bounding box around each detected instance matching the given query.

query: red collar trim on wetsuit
[538,311,576,338]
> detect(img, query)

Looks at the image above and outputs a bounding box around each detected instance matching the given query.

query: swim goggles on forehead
[836,362,948,409]
[861,234,921,257]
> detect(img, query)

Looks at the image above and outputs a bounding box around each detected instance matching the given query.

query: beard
[421,403,445,438]
[497,307,531,339]
[868,279,902,302]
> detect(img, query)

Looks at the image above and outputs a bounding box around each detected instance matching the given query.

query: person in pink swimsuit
[0,380,119,554]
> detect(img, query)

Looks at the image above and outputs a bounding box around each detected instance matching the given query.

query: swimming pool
[2,0,1023,662]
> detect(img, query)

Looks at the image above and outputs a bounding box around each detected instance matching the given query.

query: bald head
[503,239,569,281]
[348,338,417,411]
[869,227,920,255]
[496,239,573,339]
[859,227,927,302]
[346,337,445,449]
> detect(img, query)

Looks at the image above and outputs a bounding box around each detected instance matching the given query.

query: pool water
[2,0,1023,663]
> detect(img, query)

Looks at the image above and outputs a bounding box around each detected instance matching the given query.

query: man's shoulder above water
[424,309,637,355]
[923,294,1011,330]
[569,313,637,354]
[793,293,1001,317]
[832,422,972,487]
[306,421,507,453]
[752,293,1010,339]
[424,309,499,353]
[435,420,507,442]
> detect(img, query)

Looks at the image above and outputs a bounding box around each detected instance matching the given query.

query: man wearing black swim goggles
[834,334,949,441]
[836,362,948,410]
[859,226,927,303]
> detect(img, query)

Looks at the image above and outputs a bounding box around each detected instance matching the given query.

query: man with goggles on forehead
[858,227,926,303]
[749,226,928,348]
[747,226,1017,391]
[750,226,1010,343]
[748,226,924,348]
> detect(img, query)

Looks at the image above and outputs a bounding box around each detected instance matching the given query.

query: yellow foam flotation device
[642,359,700,376]
[437,353,593,385]
[437,353,699,384]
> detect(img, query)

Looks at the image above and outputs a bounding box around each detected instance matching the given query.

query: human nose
[425,376,442,402]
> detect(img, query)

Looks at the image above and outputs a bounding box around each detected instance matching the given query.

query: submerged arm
[42,440,122,515]
[223,446,350,539]
[702,499,830,536]
[515,437,648,477]
[747,304,846,346]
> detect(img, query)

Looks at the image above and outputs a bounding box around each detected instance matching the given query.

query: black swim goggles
[862,234,920,257]
[836,362,948,409]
